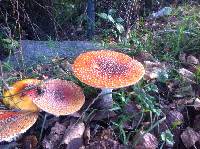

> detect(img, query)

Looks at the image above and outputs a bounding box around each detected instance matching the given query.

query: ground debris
[166,110,184,127]
[193,98,200,111]
[181,127,199,148]
[187,55,199,65]
[178,68,195,83]
[134,132,158,149]
[179,53,187,63]
[144,61,168,80]
[21,135,38,149]
[193,114,200,131]
[61,122,85,149]
[83,138,126,149]
[83,126,90,145]
[123,101,142,129]
[42,122,66,149]
[135,51,155,62]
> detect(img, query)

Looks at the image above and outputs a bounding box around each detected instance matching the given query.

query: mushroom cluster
[1,49,145,142]
[1,79,85,142]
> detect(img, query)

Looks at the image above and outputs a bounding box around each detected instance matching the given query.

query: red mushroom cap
[33,79,85,116]
[0,110,38,142]
[72,50,145,89]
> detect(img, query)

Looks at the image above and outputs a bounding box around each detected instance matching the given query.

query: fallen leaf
[166,110,184,127]
[178,68,195,83]
[181,127,199,148]
[42,122,66,149]
[22,135,38,149]
[187,55,199,65]
[144,61,168,80]
[135,51,155,62]
[84,138,125,149]
[62,122,85,149]
[193,98,200,110]
[134,132,158,149]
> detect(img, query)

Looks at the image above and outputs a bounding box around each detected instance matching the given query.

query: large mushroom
[33,79,85,116]
[72,50,145,108]
[3,79,41,112]
[0,110,38,142]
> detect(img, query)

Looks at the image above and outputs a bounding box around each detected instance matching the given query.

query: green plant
[195,66,200,84]
[133,83,161,116]
[97,9,125,41]
[112,115,132,145]
[160,129,175,148]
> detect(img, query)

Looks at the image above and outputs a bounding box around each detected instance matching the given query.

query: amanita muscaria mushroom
[3,79,41,112]
[0,110,38,142]
[72,50,145,108]
[33,79,85,116]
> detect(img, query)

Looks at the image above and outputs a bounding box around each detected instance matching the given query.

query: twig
[39,113,48,142]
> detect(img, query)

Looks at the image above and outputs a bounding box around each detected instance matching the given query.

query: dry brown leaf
[84,138,125,149]
[135,51,155,62]
[181,127,199,148]
[178,68,195,83]
[42,122,66,149]
[166,110,184,127]
[144,61,168,80]
[187,55,199,65]
[134,132,158,149]
[193,98,200,110]
[62,122,85,149]
[22,135,38,149]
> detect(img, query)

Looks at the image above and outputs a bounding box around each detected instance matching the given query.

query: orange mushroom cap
[0,110,38,142]
[33,79,85,116]
[72,50,145,89]
[3,79,41,112]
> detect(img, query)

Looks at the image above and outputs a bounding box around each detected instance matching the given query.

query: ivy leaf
[115,23,124,33]
[108,9,116,15]
[145,83,159,93]
[116,17,124,23]
[161,130,175,146]
[107,15,115,23]
[97,13,108,20]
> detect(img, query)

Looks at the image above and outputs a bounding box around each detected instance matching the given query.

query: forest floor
[0,2,200,149]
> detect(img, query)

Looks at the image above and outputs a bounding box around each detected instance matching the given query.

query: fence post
[87,0,95,40]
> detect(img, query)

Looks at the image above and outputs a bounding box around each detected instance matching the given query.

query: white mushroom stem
[99,88,113,109]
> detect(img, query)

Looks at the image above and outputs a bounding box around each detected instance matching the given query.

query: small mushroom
[0,110,38,142]
[33,79,85,116]
[72,50,145,108]
[3,79,41,112]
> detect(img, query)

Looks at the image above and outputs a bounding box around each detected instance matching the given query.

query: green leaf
[145,83,159,93]
[115,23,124,33]
[2,38,19,49]
[108,9,116,15]
[107,15,115,23]
[97,13,108,20]
[161,130,175,146]
[116,17,124,23]
[133,86,161,116]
